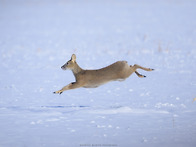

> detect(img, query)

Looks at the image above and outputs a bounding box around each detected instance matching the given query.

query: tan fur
[54,54,154,94]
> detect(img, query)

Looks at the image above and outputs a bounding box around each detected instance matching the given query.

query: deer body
[54,54,154,94]
[75,61,132,88]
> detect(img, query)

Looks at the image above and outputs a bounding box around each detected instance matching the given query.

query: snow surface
[0,0,196,147]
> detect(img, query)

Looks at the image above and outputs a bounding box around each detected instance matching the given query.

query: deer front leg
[53,82,83,94]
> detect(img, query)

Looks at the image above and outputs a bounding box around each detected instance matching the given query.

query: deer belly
[83,80,110,88]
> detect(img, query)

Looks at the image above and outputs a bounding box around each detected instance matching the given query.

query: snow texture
[0,0,196,147]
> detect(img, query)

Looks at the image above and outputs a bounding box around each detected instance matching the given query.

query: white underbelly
[83,82,107,88]
[82,78,125,88]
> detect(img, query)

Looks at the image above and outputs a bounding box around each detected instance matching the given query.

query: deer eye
[67,60,72,65]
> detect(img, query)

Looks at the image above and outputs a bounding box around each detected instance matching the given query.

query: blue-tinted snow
[0,0,196,147]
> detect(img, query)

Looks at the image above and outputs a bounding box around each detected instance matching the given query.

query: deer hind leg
[135,70,146,78]
[53,82,82,94]
[133,64,154,71]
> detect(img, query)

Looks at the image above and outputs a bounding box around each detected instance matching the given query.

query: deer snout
[61,65,66,70]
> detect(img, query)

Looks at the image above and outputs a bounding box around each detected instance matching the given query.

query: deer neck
[72,62,83,75]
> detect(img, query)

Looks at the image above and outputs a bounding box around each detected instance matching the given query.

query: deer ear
[71,54,76,62]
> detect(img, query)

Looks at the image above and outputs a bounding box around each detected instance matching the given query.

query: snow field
[0,0,196,147]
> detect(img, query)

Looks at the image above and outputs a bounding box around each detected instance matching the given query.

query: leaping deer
[54,54,154,94]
